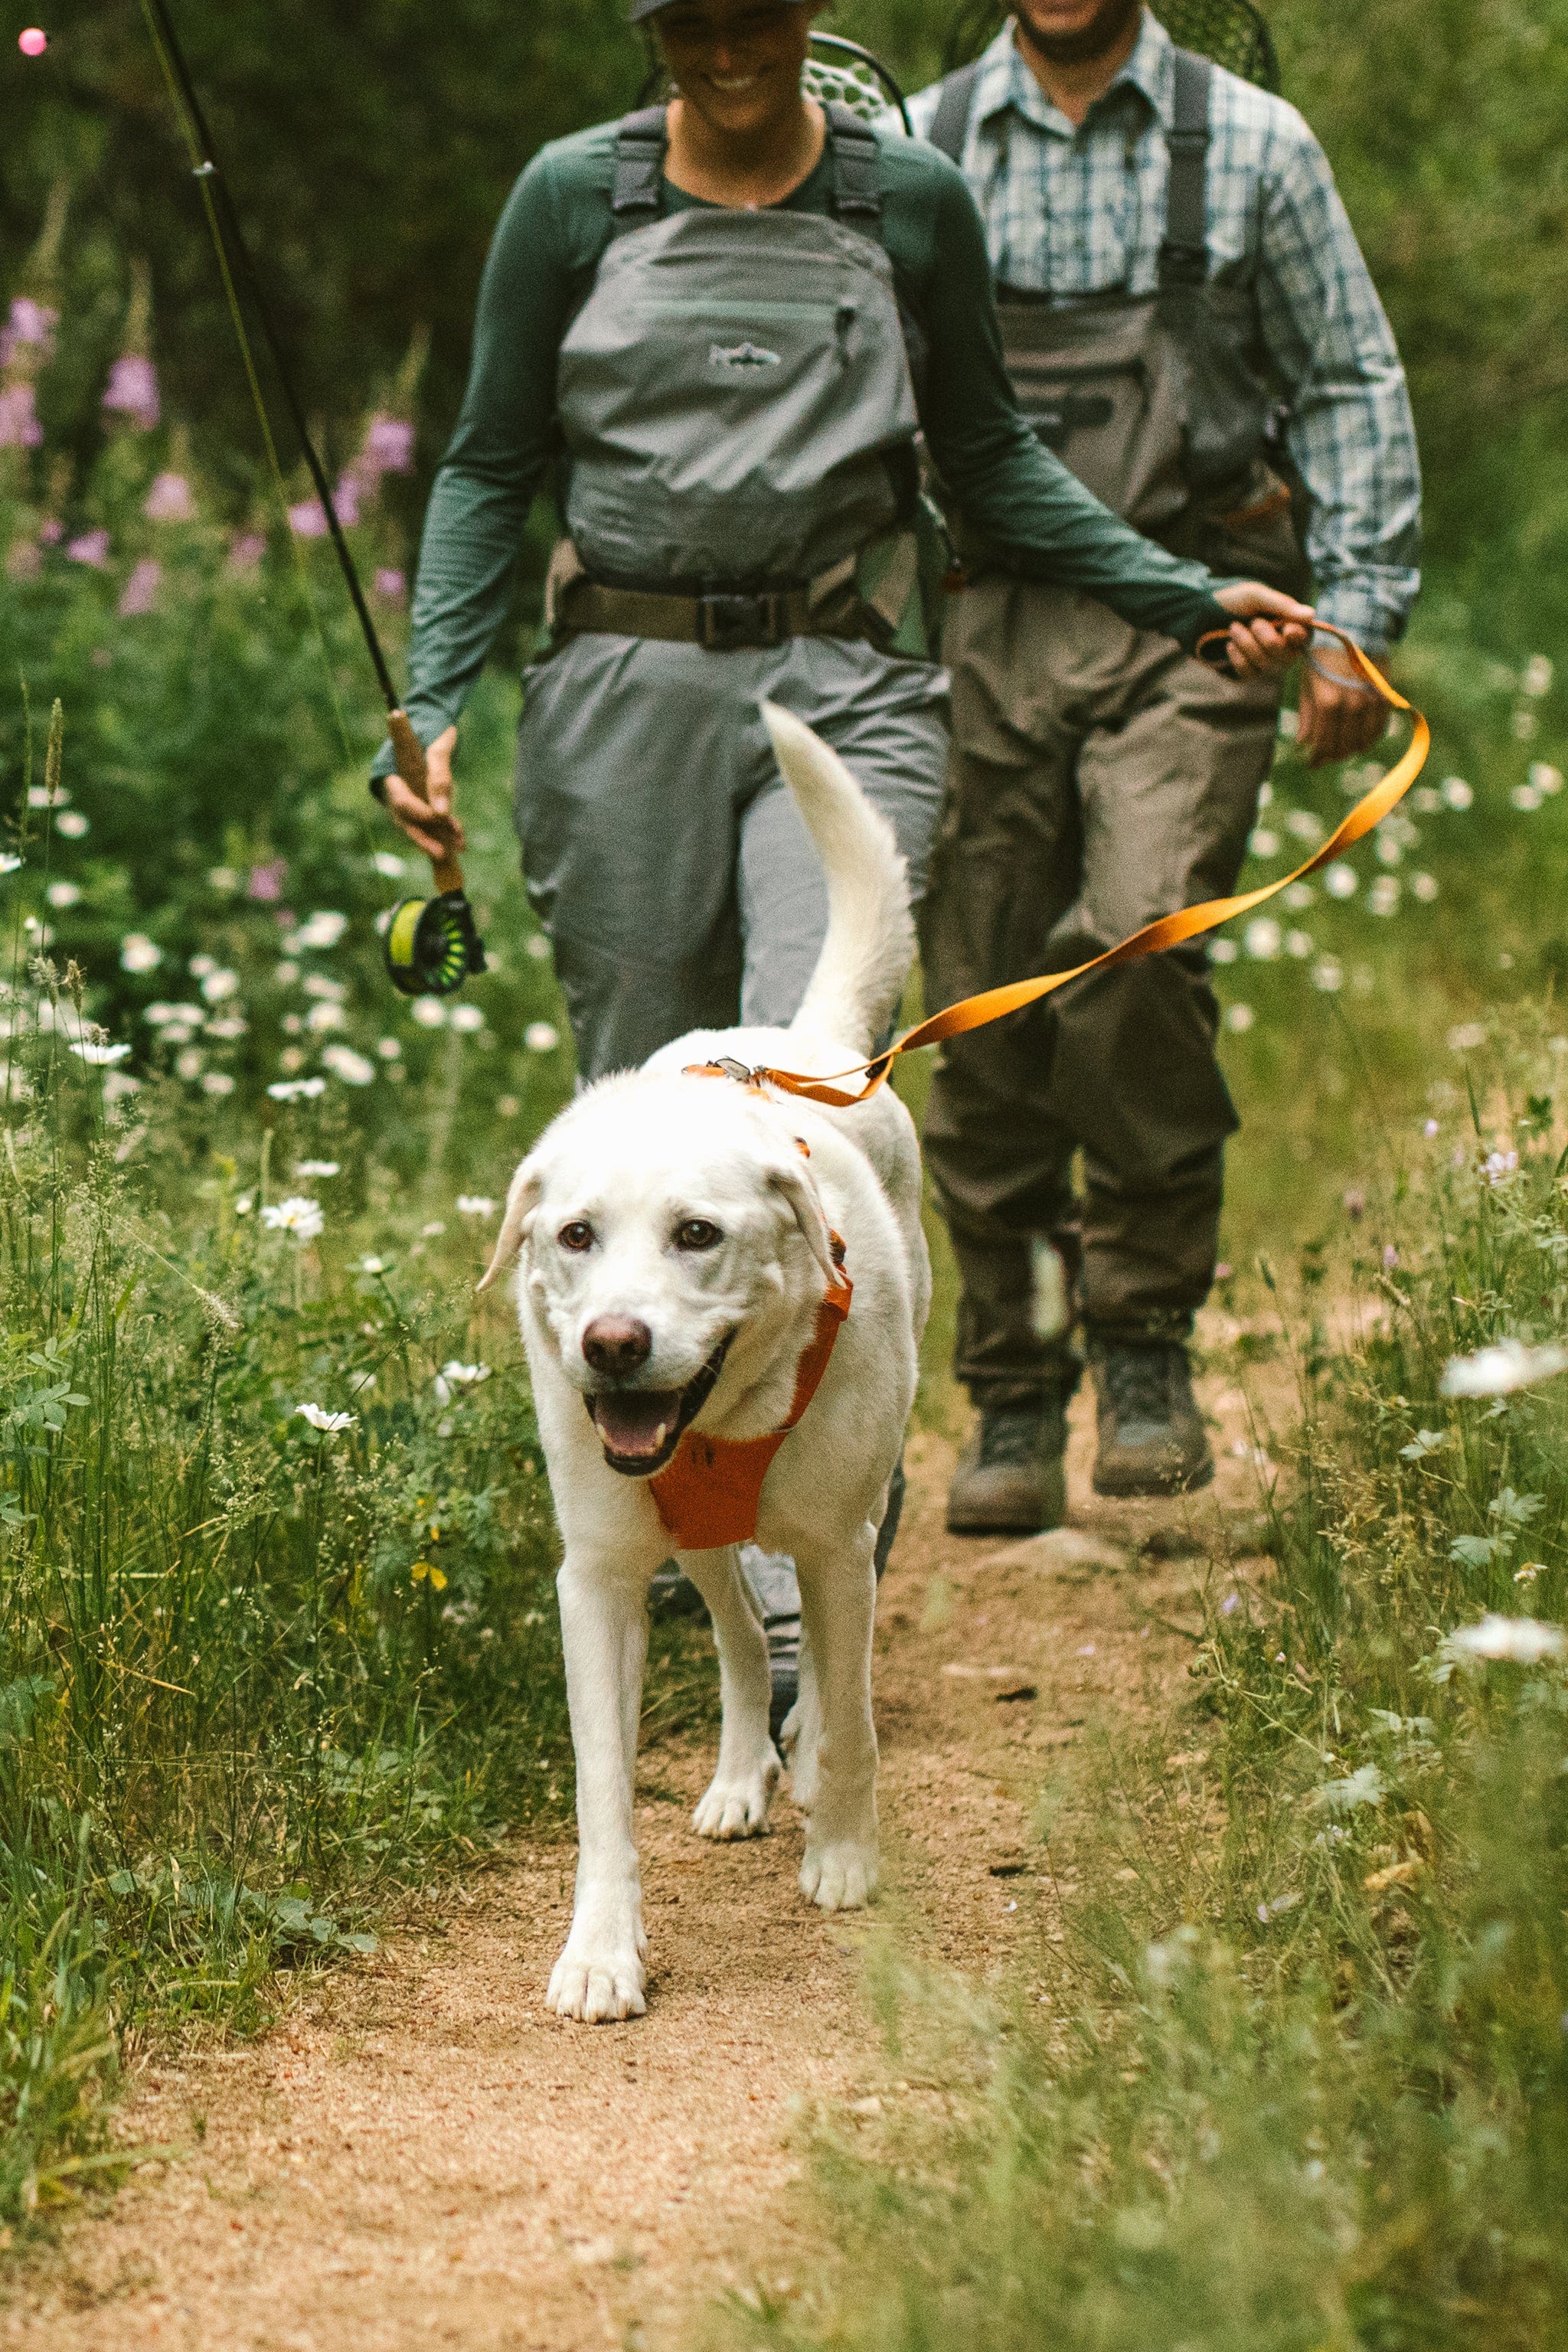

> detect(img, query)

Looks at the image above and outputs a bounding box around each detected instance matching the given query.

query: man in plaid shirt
[909,0,1421,1530]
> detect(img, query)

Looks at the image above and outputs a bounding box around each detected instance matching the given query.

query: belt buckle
[698,591,779,652]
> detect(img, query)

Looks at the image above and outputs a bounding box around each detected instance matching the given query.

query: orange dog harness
[648,1240,854,1551]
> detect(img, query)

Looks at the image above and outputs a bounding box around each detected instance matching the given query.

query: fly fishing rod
[139,0,485,998]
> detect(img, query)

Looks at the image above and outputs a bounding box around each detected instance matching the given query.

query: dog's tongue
[592,1390,681,1461]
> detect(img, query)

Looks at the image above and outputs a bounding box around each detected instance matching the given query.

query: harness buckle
[698,590,786,652]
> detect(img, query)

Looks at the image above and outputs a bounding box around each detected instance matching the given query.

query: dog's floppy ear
[476,1155,543,1294]
[766,1158,837,1289]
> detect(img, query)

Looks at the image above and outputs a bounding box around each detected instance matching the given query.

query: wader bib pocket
[557,207,918,590]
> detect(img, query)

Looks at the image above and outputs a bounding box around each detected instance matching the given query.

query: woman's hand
[381,724,464,865]
[1211,581,1315,676]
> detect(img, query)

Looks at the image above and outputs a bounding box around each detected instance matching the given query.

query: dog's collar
[647,1237,852,1552]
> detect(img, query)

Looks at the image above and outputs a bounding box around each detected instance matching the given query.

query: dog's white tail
[761,702,915,1057]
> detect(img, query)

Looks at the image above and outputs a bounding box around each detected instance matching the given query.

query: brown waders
[923,47,1304,1414]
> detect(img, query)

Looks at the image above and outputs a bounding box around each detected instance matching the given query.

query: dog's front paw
[692,1750,781,1841]
[799,1838,878,1912]
[547,1935,647,2023]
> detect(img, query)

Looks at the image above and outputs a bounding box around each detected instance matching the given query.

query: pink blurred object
[102,354,159,430]
[361,413,415,475]
[143,470,195,522]
[118,557,162,616]
[374,567,406,601]
[38,517,62,544]
[332,473,361,527]
[288,498,328,538]
[19,28,48,57]
[65,528,110,568]
[0,296,58,368]
[0,384,42,449]
[247,859,287,903]
[227,531,266,573]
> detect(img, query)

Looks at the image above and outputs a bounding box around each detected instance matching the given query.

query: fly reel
[384,888,487,998]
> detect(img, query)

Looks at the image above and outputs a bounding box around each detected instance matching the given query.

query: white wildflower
[261,1195,325,1242]
[354,1255,388,1276]
[410,997,446,1028]
[1521,655,1553,698]
[289,910,348,951]
[1411,872,1439,902]
[201,1071,236,1097]
[200,969,239,1003]
[1244,916,1281,960]
[449,1003,485,1033]
[46,880,81,909]
[119,933,162,974]
[144,1001,204,1028]
[321,1044,377,1086]
[1209,937,1239,965]
[1248,828,1279,858]
[1285,929,1315,959]
[1285,808,1325,843]
[1446,1021,1487,1054]
[1442,1615,1565,1667]
[175,1047,204,1080]
[1481,1149,1519,1185]
[456,1195,497,1218]
[305,998,348,1033]
[1441,776,1473,810]
[372,851,407,877]
[266,1076,328,1101]
[1529,762,1562,795]
[377,1037,402,1060]
[54,811,88,839]
[0,854,21,877]
[1367,874,1400,916]
[1439,1338,1568,1398]
[525,1021,560,1053]
[525,933,551,960]
[1323,862,1357,899]
[295,1403,356,1433]
[189,953,217,978]
[71,1040,132,1066]
[295,1160,341,1178]
[1224,1002,1254,1033]
[434,1360,491,1406]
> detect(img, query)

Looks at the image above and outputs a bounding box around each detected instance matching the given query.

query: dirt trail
[5,1365,1281,2352]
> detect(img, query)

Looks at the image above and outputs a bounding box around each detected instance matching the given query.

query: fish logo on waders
[708,340,781,374]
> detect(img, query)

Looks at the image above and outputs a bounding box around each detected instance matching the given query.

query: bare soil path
[4,1364,1280,2352]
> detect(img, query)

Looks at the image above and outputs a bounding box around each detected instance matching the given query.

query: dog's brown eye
[558,1220,594,1253]
[675,1219,722,1252]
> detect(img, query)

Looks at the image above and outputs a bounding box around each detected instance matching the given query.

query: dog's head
[479,1075,835,1477]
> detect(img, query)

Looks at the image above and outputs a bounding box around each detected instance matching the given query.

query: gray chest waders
[547,106,936,655]
[928,50,1307,593]
[514,105,951,1083]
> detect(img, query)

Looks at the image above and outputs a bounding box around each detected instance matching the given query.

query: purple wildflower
[102,354,160,430]
[65,529,110,569]
[38,518,61,544]
[227,531,266,573]
[143,471,195,522]
[374,567,406,601]
[247,858,287,903]
[0,384,43,449]
[288,498,328,538]
[118,557,162,616]
[0,296,57,368]
[362,413,415,475]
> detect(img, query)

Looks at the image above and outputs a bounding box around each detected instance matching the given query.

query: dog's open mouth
[587,1333,733,1477]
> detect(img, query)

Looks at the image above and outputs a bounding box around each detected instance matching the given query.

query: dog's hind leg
[782,1630,821,1811]
[793,1527,880,1912]
[679,1544,781,1841]
[547,1552,652,2023]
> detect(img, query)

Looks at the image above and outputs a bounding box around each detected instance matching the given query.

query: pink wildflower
[0,384,43,449]
[66,529,110,568]
[38,518,61,544]
[332,475,361,527]
[362,414,415,475]
[118,557,162,616]
[247,859,287,903]
[227,531,266,573]
[0,296,57,368]
[143,471,195,522]
[102,354,160,430]
[288,498,328,538]
[374,567,406,601]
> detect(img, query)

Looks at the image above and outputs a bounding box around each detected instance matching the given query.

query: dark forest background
[5,0,1568,643]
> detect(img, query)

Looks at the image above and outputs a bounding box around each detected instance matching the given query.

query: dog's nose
[581,1315,653,1377]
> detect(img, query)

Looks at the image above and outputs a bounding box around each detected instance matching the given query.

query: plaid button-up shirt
[904,11,1421,648]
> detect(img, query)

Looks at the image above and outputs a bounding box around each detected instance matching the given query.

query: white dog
[479,704,930,2023]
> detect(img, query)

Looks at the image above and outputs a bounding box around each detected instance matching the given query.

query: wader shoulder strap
[612,105,668,233]
[825,103,883,227]
[1158,50,1212,288]
[926,61,981,165]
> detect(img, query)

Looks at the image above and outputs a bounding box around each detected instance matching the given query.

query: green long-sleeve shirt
[379,117,1233,771]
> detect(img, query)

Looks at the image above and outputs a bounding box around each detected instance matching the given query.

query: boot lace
[1101,1345,1174,1430]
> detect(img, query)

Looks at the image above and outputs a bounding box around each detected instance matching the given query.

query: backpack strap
[925,60,982,165]
[1158,50,1211,288]
[825,102,882,226]
[612,105,668,232]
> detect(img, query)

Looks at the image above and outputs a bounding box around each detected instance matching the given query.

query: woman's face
[654,0,822,140]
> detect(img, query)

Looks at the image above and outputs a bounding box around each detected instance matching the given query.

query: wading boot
[946,1396,1068,1537]
[1089,1340,1214,1498]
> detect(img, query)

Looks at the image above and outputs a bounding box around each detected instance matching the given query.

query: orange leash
[691,623,1429,1112]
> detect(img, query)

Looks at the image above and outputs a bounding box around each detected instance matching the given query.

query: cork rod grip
[388,709,463,896]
